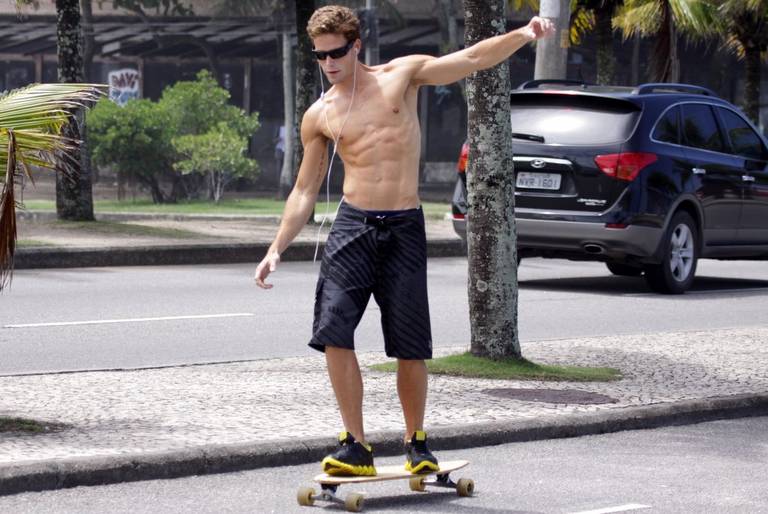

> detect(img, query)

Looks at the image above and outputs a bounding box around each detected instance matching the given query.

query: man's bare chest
[321,82,417,144]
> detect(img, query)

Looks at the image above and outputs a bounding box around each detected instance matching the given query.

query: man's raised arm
[406,16,555,87]
[254,106,329,289]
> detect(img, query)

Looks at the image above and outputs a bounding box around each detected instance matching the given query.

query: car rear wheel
[606,262,643,277]
[644,212,698,294]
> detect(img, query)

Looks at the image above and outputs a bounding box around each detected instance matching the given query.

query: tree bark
[743,41,761,124]
[594,5,614,85]
[294,0,316,219]
[652,2,679,83]
[80,0,94,80]
[464,0,521,360]
[56,0,94,221]
[294,0,316,175]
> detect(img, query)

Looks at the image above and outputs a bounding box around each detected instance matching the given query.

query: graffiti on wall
[108,68,141,106]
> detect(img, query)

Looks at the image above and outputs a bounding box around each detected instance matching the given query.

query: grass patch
[370,352,622,382]
[17,239,53,247]
[52,220,210,239]
[23,199,451,220]
[0,416,49,433]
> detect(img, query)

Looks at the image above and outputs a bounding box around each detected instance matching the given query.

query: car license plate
[516,172,561,190]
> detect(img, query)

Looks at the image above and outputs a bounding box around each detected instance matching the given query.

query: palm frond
[0,130,17,291]
[670,0,719,38]
[570,6,596,45]
[613,1,661,39]
[0,82,105,291]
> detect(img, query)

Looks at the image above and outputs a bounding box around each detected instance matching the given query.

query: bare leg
[397,359,428,442]
[325,346,365,443]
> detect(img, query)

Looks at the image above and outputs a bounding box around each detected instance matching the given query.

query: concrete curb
[2,393,766,496]
[18,210,282,223]
[14,239,466,269]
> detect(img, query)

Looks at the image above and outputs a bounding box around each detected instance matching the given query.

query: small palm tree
[0,83,104,290]
[714,0,768,123]
[613,0,716,82]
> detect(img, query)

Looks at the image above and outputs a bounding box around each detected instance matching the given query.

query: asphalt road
[2,416,766,513]
[1,258,767,375]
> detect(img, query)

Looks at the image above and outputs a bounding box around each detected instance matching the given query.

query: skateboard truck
[297,484,365,512]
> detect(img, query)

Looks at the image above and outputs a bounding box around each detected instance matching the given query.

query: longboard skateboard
[296,459,473,512]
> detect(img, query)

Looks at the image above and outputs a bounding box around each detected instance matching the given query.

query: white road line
[570,504,652,514]
[3,313,255,329]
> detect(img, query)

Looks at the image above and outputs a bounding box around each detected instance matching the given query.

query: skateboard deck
[297,459,473,512]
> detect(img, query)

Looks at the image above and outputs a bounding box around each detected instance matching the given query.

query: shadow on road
[519,275,768,297]
[359,490,537,513]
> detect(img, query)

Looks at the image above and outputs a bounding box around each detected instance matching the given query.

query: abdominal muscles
[336,111,422,210]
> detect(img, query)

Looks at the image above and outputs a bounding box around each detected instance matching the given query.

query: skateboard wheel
[296,486,315,506]
[456,478,474,497]
[409,476,426,492]
[344,492,365,512]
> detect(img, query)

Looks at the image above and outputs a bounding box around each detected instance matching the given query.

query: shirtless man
[255,5,554,476]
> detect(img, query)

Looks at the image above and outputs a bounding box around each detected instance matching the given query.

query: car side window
[653,106,680,144]
[682,104,724,153]
[717,108,767,160]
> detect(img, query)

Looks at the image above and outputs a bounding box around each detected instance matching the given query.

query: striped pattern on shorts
[308,201,433,360]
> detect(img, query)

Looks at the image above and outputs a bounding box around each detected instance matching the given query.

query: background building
[0,0,759,197]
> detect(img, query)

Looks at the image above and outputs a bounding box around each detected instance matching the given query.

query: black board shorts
[309,200,433,360]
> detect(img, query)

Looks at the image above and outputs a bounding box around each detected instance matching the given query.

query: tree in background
[464,0,521,360]
[54,0,95,222]
[0,84,104,289]
[613,0,714,82]
[88,71,260,203]
[712,0,768,123]
[173,122,259,203]
[87,98,176,203]
[572,0,624,84]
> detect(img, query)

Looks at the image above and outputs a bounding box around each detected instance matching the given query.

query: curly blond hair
[307,5,360,42]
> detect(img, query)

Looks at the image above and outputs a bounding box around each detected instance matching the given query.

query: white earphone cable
[313,50,358,263]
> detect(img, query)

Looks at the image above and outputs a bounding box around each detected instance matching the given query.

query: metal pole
[534,0,570,80]
[364,0,379,65]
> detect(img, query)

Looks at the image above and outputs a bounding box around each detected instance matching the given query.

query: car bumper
[452,217,662,258]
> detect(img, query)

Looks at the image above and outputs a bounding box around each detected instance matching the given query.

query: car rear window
[509,94,641,145]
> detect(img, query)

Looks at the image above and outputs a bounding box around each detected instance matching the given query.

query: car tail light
[594,152,657,181]
[453,213,466,220]
[457,143,469,173]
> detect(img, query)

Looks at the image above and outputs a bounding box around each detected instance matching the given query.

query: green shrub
[87,70,260,203]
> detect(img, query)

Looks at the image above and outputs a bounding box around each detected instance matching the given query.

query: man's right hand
[254,250,281,289]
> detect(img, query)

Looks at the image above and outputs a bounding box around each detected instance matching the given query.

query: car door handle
[742,175,756,182]
[692,167,707,175]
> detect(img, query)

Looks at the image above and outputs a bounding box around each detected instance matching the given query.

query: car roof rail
[634,83,716,96]
[518,79,590,90]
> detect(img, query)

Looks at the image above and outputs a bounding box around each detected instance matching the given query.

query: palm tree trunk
[652,1,679,83]
[294,0,316,222]
[464,0,521,360]
[743,41,761,124]
[56,0,94,221]
[595,6,614,85]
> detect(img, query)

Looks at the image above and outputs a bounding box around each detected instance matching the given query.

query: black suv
[451,81,768,294]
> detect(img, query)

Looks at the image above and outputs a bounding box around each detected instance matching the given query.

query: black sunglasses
[312,40,354,61]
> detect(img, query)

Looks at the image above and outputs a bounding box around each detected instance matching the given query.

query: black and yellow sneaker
[404,430,439,474]
[321,431,377,476]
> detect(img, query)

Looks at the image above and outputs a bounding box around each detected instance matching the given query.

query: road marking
[3,313,255,329]
[571,504,652,514]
